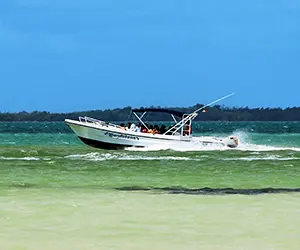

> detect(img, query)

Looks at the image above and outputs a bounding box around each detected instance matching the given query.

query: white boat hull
[65,119,238,150]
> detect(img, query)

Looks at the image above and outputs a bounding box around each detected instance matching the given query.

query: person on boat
[126,122,132,130]
[148,125,154,134]
[141,124,148,133]
[130,123,136,131]
[135,122,141,132]
[153,124,159,134]
[159,124,167,134]
[120,123,126,130]
[184,121,192,136]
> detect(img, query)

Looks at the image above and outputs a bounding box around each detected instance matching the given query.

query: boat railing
[79,116,121,129]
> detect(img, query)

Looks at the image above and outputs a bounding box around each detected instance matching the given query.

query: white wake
[125,131,300,152]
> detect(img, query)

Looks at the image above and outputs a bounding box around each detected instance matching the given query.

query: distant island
[1,105,300,121]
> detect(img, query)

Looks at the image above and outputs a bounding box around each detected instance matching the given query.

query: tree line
[0,105,300,121]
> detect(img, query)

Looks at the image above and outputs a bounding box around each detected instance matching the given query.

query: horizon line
[1,105,300,114]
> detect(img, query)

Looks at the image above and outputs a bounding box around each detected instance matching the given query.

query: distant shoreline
[0,105,300,122]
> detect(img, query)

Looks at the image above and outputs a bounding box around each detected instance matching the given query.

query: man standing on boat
[184,121,192,136]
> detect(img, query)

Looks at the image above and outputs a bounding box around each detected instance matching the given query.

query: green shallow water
[1,122,300,249]
[1,145,300,190]
[2,191,300,250]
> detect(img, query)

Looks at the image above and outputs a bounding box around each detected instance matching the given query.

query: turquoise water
[1,122,300,249]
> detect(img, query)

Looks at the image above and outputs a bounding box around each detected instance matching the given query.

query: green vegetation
[1,105,300,121]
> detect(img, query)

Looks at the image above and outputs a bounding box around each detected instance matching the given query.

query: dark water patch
[116,186,300,195]
[4,184,300,195]
[0,122,72,133]
[117,186,152,191]
[10,183,38,188]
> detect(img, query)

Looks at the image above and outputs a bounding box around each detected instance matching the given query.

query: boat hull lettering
[104,132,139,140]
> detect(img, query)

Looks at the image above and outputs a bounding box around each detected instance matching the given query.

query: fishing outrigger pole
[164,93,235,136]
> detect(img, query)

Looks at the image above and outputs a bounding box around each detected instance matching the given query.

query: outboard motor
[225,136,239,148]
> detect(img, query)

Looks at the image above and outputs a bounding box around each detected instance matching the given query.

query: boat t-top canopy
[132,93,235,136]
[132,108,185,118]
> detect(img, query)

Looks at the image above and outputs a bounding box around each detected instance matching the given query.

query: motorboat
[65,94,239,150]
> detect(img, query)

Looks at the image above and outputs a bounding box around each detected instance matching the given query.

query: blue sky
[0,0,299,112]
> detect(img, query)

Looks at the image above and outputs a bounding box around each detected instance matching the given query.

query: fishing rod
[164,93,235,135]
[193,93,235,114]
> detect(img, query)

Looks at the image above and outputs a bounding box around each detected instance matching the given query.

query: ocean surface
[1,121,300,250]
